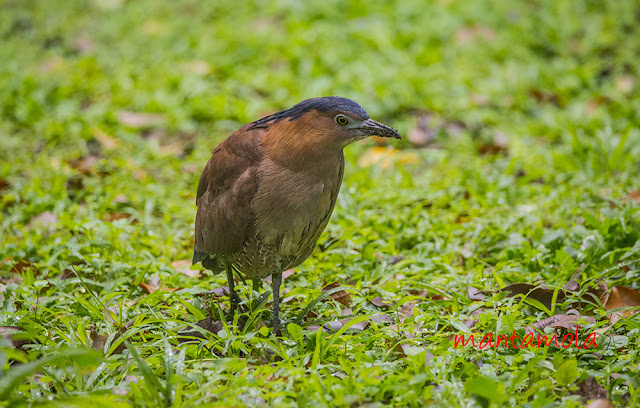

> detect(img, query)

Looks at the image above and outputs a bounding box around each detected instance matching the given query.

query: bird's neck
[262,123,345,175]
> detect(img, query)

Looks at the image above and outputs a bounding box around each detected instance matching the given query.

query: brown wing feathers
[193,126,264,265]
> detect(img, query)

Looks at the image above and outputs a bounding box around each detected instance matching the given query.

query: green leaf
[465,376,506,406]
[555,359,578,386]
[0,348,101,401]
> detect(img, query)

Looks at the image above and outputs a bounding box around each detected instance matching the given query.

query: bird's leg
[271,272,282,335]
[225,265,241,315]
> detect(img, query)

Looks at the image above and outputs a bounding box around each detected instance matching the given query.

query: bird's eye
[335,114,349,126]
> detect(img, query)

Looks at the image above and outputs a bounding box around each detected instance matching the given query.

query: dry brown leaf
[371,296,393,308]
[311,318,371,333]
[576,377,608,404]
[341,317,369,331]
[467,286,486,301]
[565,273,580,292]
[501,283,565,310]
[262,269,295,283]
[93,128,120,150]
[178,316,224,342]
[357,146,419,169]
[9,259,31,274]
[322,282,351,307]
[171,260,199,278]
[431,294,450,301]
[27,211,58,228]
[408,113,435,147]
[91,330,126,355]
[0,178,9,194]
[526,314,596,334]
[68,155,99,175]
[454,25,496,45]
[104,212,130,223]
[204,287,230,296]
[180,60,211,75]
[628,190,640,203]
[118,111,165,128]
[529,88,559,105]
[615,75,635,94]
[399,302,415,323]
[371,314,394,324]
[602,285,640,324]
[138,281,179,294]
[476,132,509,155]
[112,194,129,204]
[0,326,30,349]
[39,56,64,74]
[72,31,95,53]
[585,400,614,408]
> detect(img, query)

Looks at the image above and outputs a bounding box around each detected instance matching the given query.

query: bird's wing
[194,126,264,261]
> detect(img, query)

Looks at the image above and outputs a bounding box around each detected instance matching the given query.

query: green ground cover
[1,0,639,406]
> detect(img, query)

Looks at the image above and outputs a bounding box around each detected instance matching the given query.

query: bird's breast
[252,157,343,256]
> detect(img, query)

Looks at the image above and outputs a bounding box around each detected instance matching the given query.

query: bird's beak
[359,118,401,139]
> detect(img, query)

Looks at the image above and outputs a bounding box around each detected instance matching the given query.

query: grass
[1,0,640,406]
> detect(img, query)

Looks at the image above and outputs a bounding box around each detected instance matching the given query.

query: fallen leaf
[262,269,295,283]
[628,190,640,203]
[408,112,435,147]
[0,326,30,349]
[91,329,126,355]
[118,111,165,128]
[66,175,84,194]
[371,296,393,308]
[615,75,635,94]
[92,128,120,150]
[602,285,640,324]
[526,314,595,334]
[476,132,509,155]
[178,316,224,342]
[398,302,415,323]
[68,155,99,174]
[104,212,130,223]
[585,400,614,408]
[172,260,199,278]
[565,273,580,292]
[431,294,450,301]
[467,286,486,301]
[72,31,95,53]
[138,281,180,294]
[180,60,211,75]
[27,211,58,228]
[203,287,230,296]
[340,317,369,331]
[501,283,565,310]
[371,314,394,324]
[112,194,129,204]
[470,93,490,107]
[322,282,351,307]
[39,55,64,74]
[575,377,607,404]
[529,88,559,105]
[454,25,496,45]
[463,308,486,330]
[0,178,9,196]
[387,255,405,265]
[357,146,418,169]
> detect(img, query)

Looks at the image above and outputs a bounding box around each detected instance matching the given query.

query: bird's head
[251,97,401,152]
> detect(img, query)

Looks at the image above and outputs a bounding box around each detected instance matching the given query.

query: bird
[192,96,401,334]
